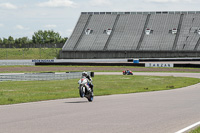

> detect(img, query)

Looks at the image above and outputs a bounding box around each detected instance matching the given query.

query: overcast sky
[0,0,200,39]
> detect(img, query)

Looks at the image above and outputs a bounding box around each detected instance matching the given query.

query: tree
[0,38,2,48]
[0,38,2,44]
[1,30,66,48]
[3,38,8,48]
[32,30,63,45]
[32,30,43,44]
[60,37,68,44]
[21,37,30,47]
[15,37,31,48]
[8,36,15,48]
[15,38,22,48]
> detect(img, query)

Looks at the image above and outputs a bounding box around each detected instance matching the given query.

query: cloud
[0,24,4,27]
[89,0,112,6]
[58,29,73,37]
[145,0,192,3]
[44,24,57,28]
[67,29,73,33]
[15,25,29,30]
[0,2,17,9]
[38,0,76,8]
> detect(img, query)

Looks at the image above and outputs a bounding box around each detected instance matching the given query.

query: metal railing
[0,72,91,81]
[0,62,35,66]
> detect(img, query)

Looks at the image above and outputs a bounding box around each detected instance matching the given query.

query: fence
[0,72,91,81]
[0,43,64,48]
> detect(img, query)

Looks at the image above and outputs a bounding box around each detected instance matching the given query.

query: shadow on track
[65,101,88,103]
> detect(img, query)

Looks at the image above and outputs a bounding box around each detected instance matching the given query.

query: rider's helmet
[82,71,88,77]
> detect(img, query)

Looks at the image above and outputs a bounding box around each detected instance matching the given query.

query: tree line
[0,30,68,48]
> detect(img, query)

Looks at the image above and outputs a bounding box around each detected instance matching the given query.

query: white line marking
[175,121,200,133]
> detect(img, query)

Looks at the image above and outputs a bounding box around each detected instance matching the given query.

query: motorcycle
[123,70,133,75]
[78,77,93,102]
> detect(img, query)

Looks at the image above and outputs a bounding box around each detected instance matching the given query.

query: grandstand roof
[81,11,200,15]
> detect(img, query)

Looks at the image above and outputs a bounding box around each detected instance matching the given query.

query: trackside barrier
[0,72,91,81]
[0,62,35,66]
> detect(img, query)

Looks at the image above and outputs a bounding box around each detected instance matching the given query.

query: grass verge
[0,48,61,59]
[0,65,200,73]
[189,126,200,133]
[0,75,199,105]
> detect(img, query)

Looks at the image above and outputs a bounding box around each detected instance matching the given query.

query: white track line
[175,121,200,133]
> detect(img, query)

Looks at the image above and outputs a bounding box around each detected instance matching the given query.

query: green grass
[0,48,61,59]
[189,126,200,133]
[0,65,200,73]
[0,75,199,105]
[94,75,200,95]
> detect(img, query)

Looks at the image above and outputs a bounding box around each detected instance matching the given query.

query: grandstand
[60,11,200,59]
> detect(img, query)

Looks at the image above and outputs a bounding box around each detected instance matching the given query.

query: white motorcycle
[78,77,93,102]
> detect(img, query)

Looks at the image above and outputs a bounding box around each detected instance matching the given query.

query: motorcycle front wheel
[79,87,85,98]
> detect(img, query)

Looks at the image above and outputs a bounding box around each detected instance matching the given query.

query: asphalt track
[1,72,200,133]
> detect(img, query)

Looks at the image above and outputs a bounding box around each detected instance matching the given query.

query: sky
[0,0,200,39]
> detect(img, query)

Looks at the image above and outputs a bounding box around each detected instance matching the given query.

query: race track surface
[1,72,200,133]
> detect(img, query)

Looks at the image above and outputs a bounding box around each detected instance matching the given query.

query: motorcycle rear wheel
[88,94,93,102]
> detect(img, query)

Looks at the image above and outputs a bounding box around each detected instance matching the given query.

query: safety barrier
[0,72,91,81]
[0,62,35,66]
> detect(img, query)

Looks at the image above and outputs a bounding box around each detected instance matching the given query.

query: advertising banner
[145,63,174,68]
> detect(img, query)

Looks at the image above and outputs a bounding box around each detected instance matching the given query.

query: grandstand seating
[176,14,200,51]
[61,11,200,58]
[107,14,147,50]
[86,14,117,51]
[76,15,105,50]
[140,14,180,51]
[62,14,91,50]
[198,44,200,50]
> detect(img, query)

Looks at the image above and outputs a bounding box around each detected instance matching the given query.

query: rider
[126,69,130,74]
[82,71,93,93]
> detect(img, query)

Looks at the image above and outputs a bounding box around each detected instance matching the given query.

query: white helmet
[82,71,88,77]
